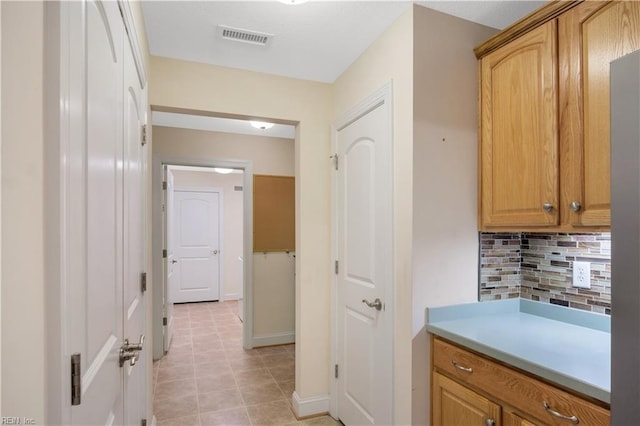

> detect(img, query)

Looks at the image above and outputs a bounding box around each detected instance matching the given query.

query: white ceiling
[143,0,545,135]
[418,1,546,32]
[153,111,296,139]
[141,1,546,84]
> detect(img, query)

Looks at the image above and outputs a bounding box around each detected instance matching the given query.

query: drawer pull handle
[543,401,579,424]
[451,360,473,373]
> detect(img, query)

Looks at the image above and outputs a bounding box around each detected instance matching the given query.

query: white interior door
[122,18,147,426]
[68,1,124,423]
[164,168,175,351]
[335,87,393,425]
[65,1,146,424]
[171,189,221,303]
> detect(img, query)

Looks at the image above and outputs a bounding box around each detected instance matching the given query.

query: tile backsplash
[480,232,611,314]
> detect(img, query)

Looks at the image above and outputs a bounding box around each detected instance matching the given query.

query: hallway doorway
[163,164,245,353]
[151,110,297,358]
[153,157,252,358]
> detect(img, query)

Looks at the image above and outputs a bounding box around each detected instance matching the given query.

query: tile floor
[152,301,342,426]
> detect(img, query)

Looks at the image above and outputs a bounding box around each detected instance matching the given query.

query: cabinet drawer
[433,338,610,425]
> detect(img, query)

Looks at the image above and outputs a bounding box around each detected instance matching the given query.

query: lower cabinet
[503,411,537,426]
[431,337,610,426]
[433,372,501,426]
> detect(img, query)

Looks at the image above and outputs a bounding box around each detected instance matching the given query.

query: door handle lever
[362,298,383,311]
[119,335,145,367]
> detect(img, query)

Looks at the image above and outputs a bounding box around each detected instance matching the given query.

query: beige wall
[153,126,295,176]
[411,5,496,425]
[171,169,245,300]
[253,252,295,341]
[332,5,414,424]
[150,56,333,401]
[1,2,45,421]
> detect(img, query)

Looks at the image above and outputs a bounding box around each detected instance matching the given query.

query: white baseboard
[291,391,330,418]
[252,331,295,347]
[222,293,240,301]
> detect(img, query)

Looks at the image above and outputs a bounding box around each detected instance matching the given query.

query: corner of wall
[411,326,430,426]
[410,8,497,426]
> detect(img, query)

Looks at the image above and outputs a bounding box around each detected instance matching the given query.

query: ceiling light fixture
[250,121,275,130]
[213,168,234,174]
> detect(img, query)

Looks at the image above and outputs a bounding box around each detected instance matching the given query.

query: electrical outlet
[573,261,591,288]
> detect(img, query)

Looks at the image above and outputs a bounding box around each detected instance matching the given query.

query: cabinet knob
[485,419,495,426]
[543,203,554,212]
[570,201,582,212]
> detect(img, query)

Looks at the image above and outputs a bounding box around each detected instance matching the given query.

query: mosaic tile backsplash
[480,233,611,314]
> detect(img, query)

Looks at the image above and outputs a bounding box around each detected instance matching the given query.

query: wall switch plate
[573,261,591,288]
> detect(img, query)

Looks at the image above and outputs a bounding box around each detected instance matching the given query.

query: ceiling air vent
[218,25,273,47]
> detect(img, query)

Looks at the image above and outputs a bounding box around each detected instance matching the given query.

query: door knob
[362,298,383,311]
[570,201,582,212]
[211,249,218,255]
[119,334,145,367]
[171,259,178,264]
[543,203,554,212]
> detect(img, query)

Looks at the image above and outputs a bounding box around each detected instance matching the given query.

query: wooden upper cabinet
[560,1,640,228]
[478,0,640,231]
[480,21,559,228]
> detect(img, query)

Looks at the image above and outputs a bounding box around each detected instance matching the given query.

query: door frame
[329,82,394,420]
[152,154,254,359]
[171,185,224,304]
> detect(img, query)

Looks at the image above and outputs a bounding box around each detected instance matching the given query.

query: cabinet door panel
[504,411,540,426]
[480,21,559,228]
[560,1,640,227]
[433,372,501,426]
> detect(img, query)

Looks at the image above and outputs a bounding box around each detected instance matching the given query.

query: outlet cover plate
[573,261,591,289]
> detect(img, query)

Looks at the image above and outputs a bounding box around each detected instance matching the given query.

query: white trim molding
[223,292,240,301]
[152,154,254,359]
[252,331,295,348]
[291,392,330,419]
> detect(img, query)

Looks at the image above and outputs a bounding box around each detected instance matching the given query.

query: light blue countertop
[426,298,611,404]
